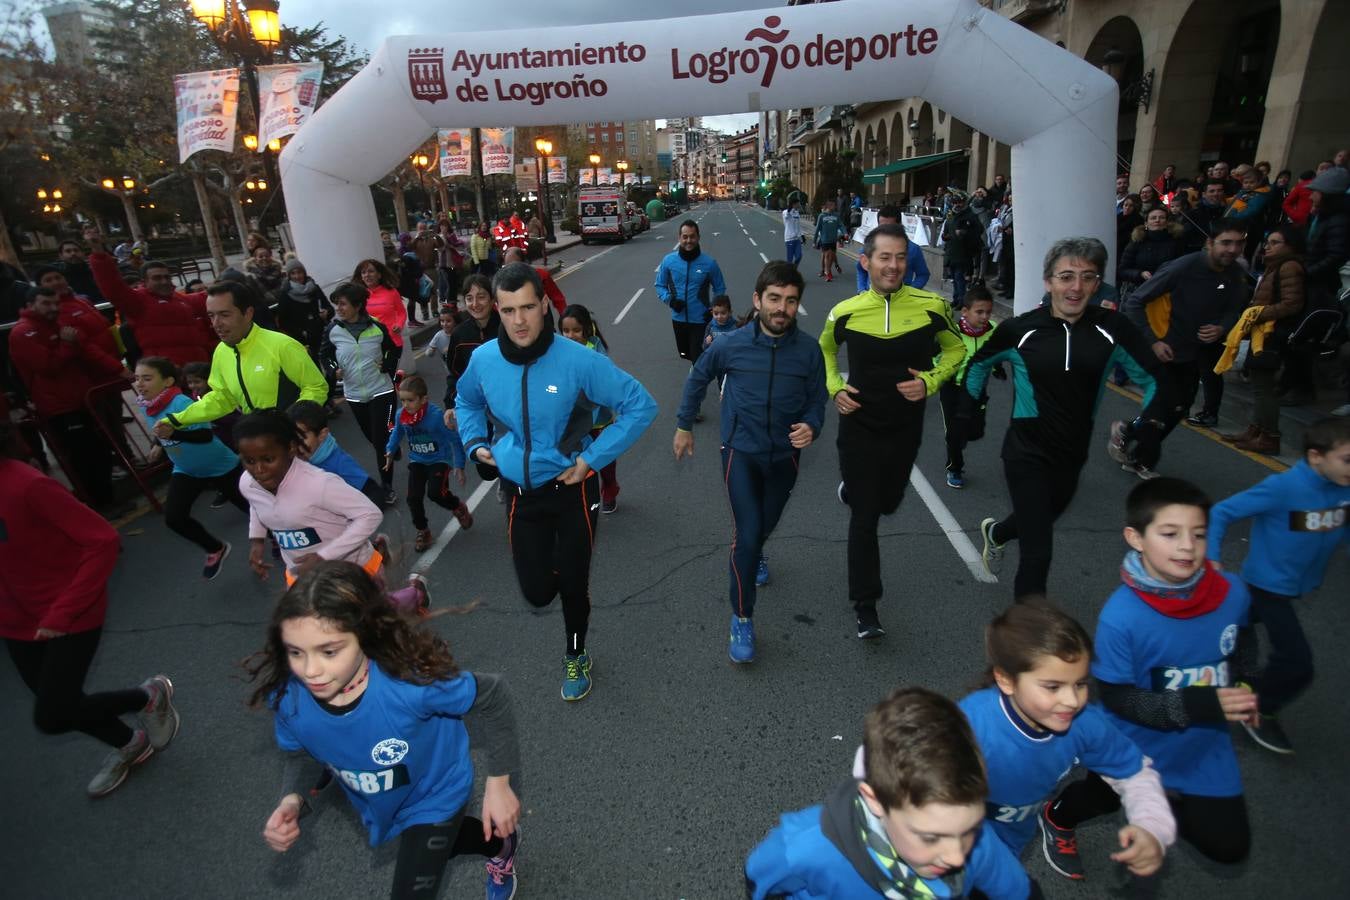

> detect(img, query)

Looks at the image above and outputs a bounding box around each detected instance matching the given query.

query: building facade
[768,0,1347,206]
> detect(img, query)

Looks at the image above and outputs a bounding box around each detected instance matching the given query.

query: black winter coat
[1305,196,1349,303]
[1118,225,1186,287]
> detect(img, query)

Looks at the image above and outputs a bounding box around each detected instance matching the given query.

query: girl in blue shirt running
[133,356,248,580]
[559,304,621,514]
[250,560,522,899]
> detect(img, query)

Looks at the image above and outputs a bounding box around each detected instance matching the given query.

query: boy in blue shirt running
[288,400,388,509]
[1207,416,1350,754]
[385,375,473,551]
[1040,477,1258,869]
[746,687,1036,899]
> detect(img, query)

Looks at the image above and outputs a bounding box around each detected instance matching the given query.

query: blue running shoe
[561,652,592,701]
[729,615,755,664]
[755,556,770,586]
[946,471,964,489]
[485,827,519,899]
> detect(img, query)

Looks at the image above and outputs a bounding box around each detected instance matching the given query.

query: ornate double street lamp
[615,159,629,190]
[189,1,290,196]
[534,137,556,243]
[38,187,64,215]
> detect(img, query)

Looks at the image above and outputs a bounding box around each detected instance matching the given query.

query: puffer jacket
[1251,254,1305,324]
[1305,195,1350,300]
[90,250,215,364]
[1118,223,1187,287]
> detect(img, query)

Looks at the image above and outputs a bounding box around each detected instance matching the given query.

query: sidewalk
[746,202,1339,463]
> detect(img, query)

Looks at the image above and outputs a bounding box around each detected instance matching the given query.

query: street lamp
[243,133,259,150]
[242,0,282,52]
[589,152,601,186]
[189,0,227,29]
[533,136,556,243]
[122,177,136,190]
[410,151,432,210]
[616,159,628,190]
[101,178,115,190]
[266,137,281,152]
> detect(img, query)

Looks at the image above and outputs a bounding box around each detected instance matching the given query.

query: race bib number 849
[1289,507,1346,533]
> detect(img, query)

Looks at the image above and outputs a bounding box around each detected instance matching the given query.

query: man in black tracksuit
[673,261,826,664]
[821,225,967,638]
[1123,220,1249,446]
[966,237,1171,599]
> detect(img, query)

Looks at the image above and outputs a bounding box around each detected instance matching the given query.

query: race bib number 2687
[331,764,409,795]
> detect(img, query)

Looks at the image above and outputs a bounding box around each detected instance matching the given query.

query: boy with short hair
[940,285,998,489]
[286,400,388,509]
[746,687,1035,899]
[1042,477,1258,870]
[702,294,738,348]
[421,306,462,369]
[1207,416,1350,754]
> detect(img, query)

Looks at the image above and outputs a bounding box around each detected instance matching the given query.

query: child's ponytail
[980,600,1093,687]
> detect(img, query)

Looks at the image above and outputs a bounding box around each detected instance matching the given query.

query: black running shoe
[1038,803,1085,880]
[856,606,885,639]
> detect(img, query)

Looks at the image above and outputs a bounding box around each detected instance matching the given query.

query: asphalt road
[5,202,1348,899]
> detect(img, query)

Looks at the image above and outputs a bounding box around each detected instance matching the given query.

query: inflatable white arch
[281,0,1117,313]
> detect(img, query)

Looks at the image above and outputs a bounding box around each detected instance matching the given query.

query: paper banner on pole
[256,62,323,151]
[579,167,598,184]
[515,161,539,192]
[438,128,472,176]
[597,167,614,185]
[479,127,514,175]
[546,156,567,184]
[173,68,240,163]
[900,212,932,247]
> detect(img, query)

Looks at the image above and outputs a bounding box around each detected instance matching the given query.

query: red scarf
[958,316,991,338]
[1121,560,1230,619]
[141,385,183,417]
[398,405,428,426]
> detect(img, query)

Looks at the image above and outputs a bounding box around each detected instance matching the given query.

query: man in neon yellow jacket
[153,283,327,437]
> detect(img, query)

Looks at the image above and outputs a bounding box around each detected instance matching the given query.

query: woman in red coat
[0,424,181,797]
[351,258,408,349]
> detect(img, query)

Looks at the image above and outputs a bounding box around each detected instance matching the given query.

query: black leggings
[991,455,1085,599]
[347,393,397,487]
[407,462,463,531]
[164,466,248,553]
[837,415,922,608]
[5,628,147,749]
[1050,771,1250,865]
[671,320,707,362]
[390,810,503,899]
[505,473,600,656]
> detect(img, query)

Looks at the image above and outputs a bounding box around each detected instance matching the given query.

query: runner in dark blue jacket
[455,263,658,702]
[655,219,727,363]
[674,262,826,664]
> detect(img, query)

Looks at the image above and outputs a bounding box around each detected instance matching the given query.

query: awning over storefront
[861,149,966,184]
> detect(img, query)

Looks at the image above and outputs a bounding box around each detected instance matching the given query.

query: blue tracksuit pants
[722,447,799,617]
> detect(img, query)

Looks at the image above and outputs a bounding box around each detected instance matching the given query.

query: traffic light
[721,152,727,163]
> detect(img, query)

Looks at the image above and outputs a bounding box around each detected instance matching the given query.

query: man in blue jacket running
[655,220,727,363]
[673,261,827,664]
[456,263,658,702]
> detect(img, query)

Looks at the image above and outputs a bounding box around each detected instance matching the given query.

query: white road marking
[412,478,496,574]
[614,288,643,324]
[554,244,620,281]
[908,466,998,584]
[758,252,769,263]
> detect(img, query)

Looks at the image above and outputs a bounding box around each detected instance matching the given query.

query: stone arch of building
[283,0,1116,313]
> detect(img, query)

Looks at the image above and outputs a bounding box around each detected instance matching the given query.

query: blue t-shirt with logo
[1092,575,1250,797]
[960,686,1144,852]
[143,392,238,478]
[273,661,477,845]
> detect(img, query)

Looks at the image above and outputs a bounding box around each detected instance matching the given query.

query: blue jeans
[722,447,799,617]
[950,265,969,305]
[784,238,803,266]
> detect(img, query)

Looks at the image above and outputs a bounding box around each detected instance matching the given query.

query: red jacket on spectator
[0,458,121,640]
[89,250,215,364]
[59,294,123,374]
[536,266,567,314]
[508,214,529,251]
[1282,178,1315,228]
[7,308,123,416]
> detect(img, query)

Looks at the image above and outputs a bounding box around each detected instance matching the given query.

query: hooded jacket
[165,323,328,427]
[89,250,215,364]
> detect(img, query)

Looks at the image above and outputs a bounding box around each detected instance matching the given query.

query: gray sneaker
[137,675,180,751]
[980,517,1005,576]
[87,729,153,798]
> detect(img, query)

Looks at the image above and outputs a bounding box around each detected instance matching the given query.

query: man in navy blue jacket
[655,220,727,363]
[455,263,658,702]
[673,261,826,664]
